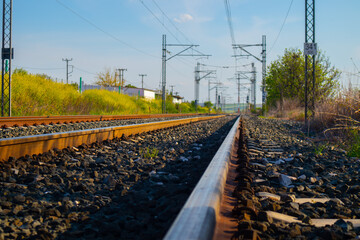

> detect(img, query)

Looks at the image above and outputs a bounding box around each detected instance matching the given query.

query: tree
[95,68,125,87]
[204,101,213,109]
[265,48,340,111]
[125,84,136,88]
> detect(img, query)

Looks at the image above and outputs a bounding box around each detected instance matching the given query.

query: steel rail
[164,115,240,240]
[0,113,205,127]
[0,115,223,161]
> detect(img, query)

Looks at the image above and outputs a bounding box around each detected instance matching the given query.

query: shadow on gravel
[56,117,238,240]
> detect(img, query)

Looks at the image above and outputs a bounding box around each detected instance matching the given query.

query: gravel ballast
[0,115,208,139]
[0,115,237,240]
[233,116,360,239]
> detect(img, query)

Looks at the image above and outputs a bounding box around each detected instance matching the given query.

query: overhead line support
[304,0,316,130]
[1,0,13,117]
[232,35,266,110]
[161,34,211,113]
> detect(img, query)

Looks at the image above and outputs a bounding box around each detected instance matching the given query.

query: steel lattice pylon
[1,0,13,117]
[304,0,316,127]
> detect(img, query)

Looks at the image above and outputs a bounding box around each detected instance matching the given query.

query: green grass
[3,70,212,116]
[314,144,327,156]
[140,147,159,159]
[347,130,360,158]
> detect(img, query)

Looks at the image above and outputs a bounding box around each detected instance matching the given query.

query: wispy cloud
[174,13,194,23]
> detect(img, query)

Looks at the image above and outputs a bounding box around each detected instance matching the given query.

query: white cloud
[174,13,194,23]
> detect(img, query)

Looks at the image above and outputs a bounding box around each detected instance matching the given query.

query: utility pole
[251,63,256,111]
[236,72,240,113]
[232,35,266,108]
[304,0,316,130]
[194,62,216,111]
[169,85,175,95]
[194,63,200,111]
[1,0,13,117]
[139,74,147,89]
[116,68,127,92]
[262,35,266,109]
[161,34,210,113]
[62,58,73,84]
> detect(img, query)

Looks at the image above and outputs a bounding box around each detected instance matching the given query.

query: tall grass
[312,89,360,157]
[4,70,210,116]
[267,98,304,121]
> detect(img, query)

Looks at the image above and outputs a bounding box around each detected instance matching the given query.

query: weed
[347,130,360,158]
[314,144,327,156]
[140,147,159,159]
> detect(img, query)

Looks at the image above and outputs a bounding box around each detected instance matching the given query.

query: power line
[224,0,236,46]
[55,0,158,59]
[13,65,64,70]
[138,0,181,43]
[268,0,294,54]
[74,67,97,75]
[151,0,193,44]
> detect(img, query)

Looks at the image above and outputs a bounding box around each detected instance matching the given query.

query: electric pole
[236,72,240,113]
[251,63,256,111]
[169,85,175,95]
[304,0,316,130]
[139,74,147,89]
[116,68,127,92]
[62,58,73,84]
[161,34,210,113]
[194,62,215,111]
[232,35,266,108]
[1,0,13,117]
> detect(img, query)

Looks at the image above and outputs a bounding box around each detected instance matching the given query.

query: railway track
[166,116,360,239]
[2,114,359,239]
[0,115,223,161]
[0,114,236,239]
[0,113,204,128]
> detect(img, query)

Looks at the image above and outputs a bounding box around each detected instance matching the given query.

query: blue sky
[11,0,360,104]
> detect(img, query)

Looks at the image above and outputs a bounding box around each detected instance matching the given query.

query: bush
[3,71,194,116]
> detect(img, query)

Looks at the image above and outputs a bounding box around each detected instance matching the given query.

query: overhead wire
[151,0,193,44]
[13,65,64,70]
[55,0,158,59]
[224,0,236,46]
[268,0,294,55]
[138,0,181,43]
[74,67,97,76]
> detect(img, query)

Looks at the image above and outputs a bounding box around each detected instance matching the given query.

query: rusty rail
[0,115,223,161]
[164,116,240,240]
[0,113,206,128]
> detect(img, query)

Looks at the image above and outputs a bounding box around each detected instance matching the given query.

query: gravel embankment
[233,116,360,239]
[0,115,237,240]
[0,115,207,139]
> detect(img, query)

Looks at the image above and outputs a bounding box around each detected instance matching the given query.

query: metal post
[236,72,240,113]
[139,74,147,89]
[262,35,266,109]
[1,0,13,117]
[79,77,82,93]
[305,0,316,129]
[194,62,200,112]
[62,58,73,84]
[208,79,210,102]
[162,34,166,113]
[251,63,256,111]
[215,86,218,109]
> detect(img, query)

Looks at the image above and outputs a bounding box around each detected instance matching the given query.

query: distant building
[82,84,156,100]
[172,95,183,104]
[123,88,155,100]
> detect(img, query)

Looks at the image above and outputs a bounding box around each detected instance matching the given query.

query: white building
[172,95,183,104]
[82,84,156,100]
